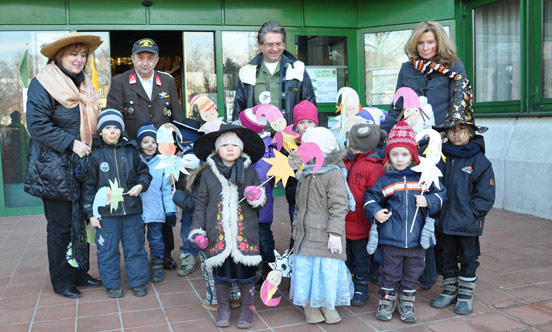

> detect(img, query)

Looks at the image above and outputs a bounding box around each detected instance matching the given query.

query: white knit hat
[214,131,244,152]
[301,127,337,155]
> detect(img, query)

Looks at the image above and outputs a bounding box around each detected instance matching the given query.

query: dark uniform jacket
[24,78,81,201]
[106,68,185,139]
[437,136,495,237]
[232,50,316,125]
[82,136,152,219]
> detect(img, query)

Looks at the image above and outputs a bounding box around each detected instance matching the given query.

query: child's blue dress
[289,249,353,310]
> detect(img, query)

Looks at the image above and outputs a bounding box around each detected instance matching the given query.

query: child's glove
[327,234,342,254]
[244,186,262,201]
[166,213,177,227]
[420,216,436,249]
[366,224,378,255]
[194,234,209,249]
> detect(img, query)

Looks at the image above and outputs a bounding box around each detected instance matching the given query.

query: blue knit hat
[137,122,157,143]
[97,109,125,133]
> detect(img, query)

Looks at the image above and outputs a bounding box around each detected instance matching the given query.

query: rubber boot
[376,287,396,321]
[254,262,270,290]
[455,278,476,315]
[151,256,164,282]
[431,277,458,308]
[398,290,417,323]
[351,275,369,306]
[237,283,255,329]
[214,284,231,327]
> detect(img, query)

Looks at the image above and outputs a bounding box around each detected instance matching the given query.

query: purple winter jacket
[253,134,276,223]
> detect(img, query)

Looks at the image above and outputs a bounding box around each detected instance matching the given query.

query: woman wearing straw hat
[24,32,103,298]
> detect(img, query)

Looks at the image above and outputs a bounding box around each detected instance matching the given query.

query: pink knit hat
[293,100,318,127]
[383,120,420,165]
[239,105,267,133]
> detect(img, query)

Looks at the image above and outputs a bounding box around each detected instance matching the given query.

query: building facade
[1,0,550,219]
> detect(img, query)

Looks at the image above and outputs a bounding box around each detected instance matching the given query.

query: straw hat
[40,32,103,60]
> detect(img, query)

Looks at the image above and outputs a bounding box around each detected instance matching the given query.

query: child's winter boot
[431,277,458,308]
[351,275,369,306]
[237,283,255,329]
[398,290,417,323]
[304,304,325,324]
[151,256,164,282]
[376,287,396,321]
[455,277,476,315]
[320,306,342,324]
[214,284,231,327]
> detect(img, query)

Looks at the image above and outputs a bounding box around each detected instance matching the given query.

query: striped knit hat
[137,122,157,143]
[383,120,420,165]
[97,109,125,133]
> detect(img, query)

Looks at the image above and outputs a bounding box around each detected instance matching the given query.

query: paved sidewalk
[0,197,551,331]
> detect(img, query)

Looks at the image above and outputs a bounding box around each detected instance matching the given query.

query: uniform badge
[129,74,137,85]
[155,75,162,86]
[163,101,172,116]
[159,92,170,99]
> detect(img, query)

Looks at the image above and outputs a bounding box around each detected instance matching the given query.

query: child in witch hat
[430,90,495,315]
[189,124,266,329]
[364,120,447,323]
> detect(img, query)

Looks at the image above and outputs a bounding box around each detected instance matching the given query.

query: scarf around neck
[442,141,481,158]
[410,58,474,107]
[213,154,245,186]
[36,63,99,146]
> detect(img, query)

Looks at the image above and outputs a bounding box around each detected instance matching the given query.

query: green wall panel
[69,0,146,24]
[304,0,357,28]
[224,0,302,27]
[150,0,222,25]
[0,0,66,24]
[358,0,455,27]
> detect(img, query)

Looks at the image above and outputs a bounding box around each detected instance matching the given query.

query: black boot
[351,275,369,306]
[151,256,164,282]
[254,262,270,290]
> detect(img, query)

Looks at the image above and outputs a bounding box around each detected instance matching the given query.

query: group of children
[81,91,495,327]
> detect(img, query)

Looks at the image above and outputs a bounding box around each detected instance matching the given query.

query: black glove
[166,213,177,227]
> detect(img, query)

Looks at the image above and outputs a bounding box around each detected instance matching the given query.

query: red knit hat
[293,100,319,127]
[383,120,420,165]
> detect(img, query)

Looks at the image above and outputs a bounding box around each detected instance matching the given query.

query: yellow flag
[89,52,99,93]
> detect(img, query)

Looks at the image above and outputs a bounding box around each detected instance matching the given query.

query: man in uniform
[107,37,184,271]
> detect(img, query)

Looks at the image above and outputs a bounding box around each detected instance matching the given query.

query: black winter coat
[82,137,152,219]
[232,50,316,125]
[437,136,495,236]
[24,78,82,201]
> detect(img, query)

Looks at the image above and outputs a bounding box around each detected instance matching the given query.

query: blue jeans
[145,222,164,258]
[179,210,199,257]
[258,222,275,262]
[346,238,382,280]
[95,214,149,289]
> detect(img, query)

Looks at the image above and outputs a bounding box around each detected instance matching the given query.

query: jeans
[179,210,199,257]
[258,222,275,262]
[145,222,164,258]
[346,238,382,280]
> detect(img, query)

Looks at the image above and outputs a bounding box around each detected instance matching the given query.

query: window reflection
[184,32,217,121]
[81,32,111,109]
[0,31,67,208]
[544,0,552,99]
[222,31,258,121]
[364,30,410,106]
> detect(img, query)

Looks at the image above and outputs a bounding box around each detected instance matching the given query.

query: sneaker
[107,287,123,298]
[177,254,196,276]
[132,285,147,297]
[376,288,396,321]
[351,290,368,306]
[398,290,417,323]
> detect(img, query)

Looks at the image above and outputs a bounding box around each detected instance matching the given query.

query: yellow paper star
[281,131,298,152]
[264,150,295,187]
[109,178,124,212]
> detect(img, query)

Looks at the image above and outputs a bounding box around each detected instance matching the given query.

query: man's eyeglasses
[263,42,284,49]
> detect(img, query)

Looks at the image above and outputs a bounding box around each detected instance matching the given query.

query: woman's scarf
[298,164,356,212]
[36,63,99,146]
[410,58,473,107]
[68,153,89,269]
[213,154,245,187]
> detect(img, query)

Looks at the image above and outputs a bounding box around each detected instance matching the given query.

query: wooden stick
[238,175,275,204]
[409,183,426,233]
